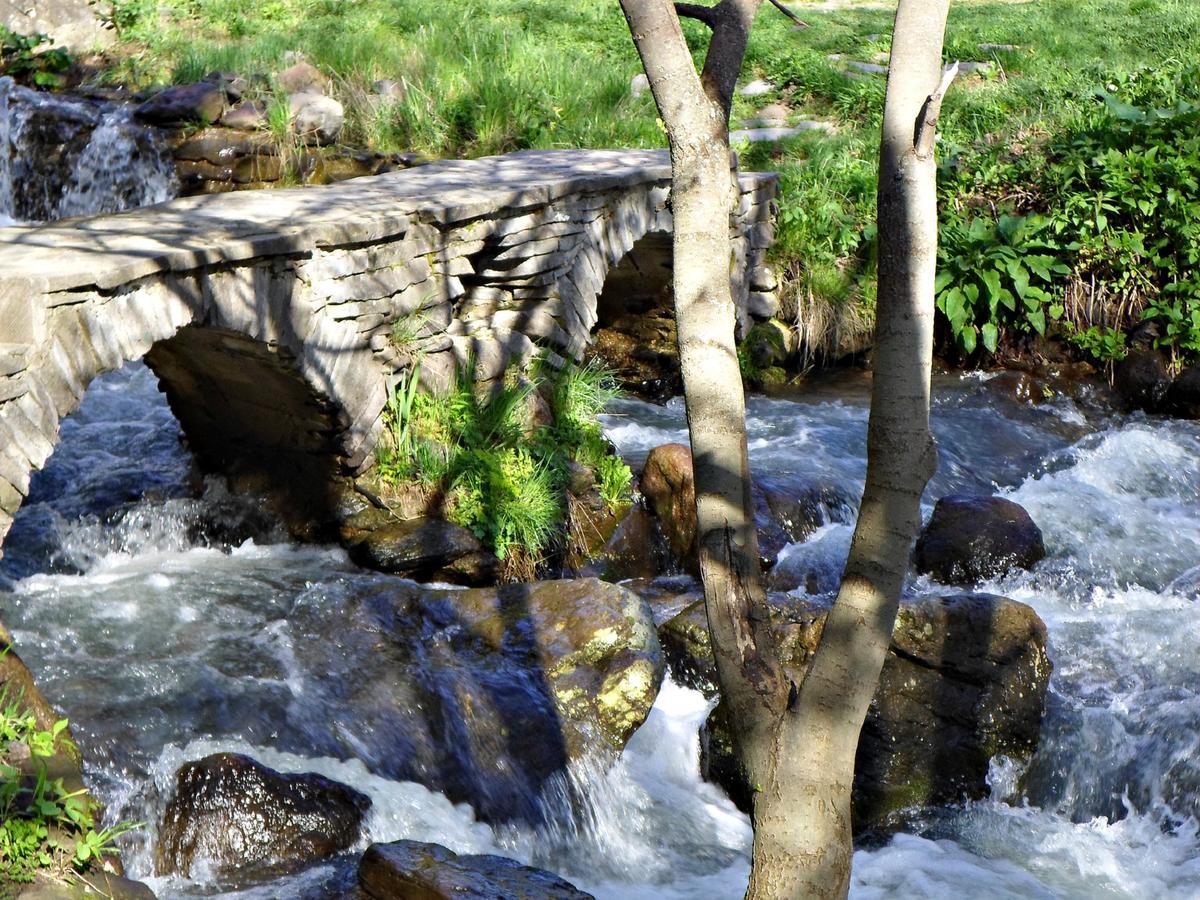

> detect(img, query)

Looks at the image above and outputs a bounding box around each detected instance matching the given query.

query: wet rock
[639,443,855,575]
[135,83,225,126]
[155,752,371,879]
[289,93,344,146]
[742,319,792,370]
[219,102,268,131]
[358,840,592,899]
[690,593,1051,832]
[579,504,675,581]
[202,70,247,103]
[1166,366,1200,419]
[0,623,86,801]
[1114,350,1170,412]
[639,444,697,567]
[346,515,494,582]
[915,494,1046,584]
[13,873,156,899]
[275,61,328,95]
[284,578,662,824]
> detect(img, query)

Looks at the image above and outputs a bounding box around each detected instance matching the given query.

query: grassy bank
[90,0,1200,366]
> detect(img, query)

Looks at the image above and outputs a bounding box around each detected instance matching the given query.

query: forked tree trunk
[621,1,952,897]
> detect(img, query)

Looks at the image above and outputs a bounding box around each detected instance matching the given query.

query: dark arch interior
[144,325,350,538]
[588,230,681,402]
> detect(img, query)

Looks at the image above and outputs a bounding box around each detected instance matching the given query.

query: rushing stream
[0,364,1197,898]
[3,86,1200,899]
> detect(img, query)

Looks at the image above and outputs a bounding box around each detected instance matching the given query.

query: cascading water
[0,75,176,224]
[3,362,1199,898]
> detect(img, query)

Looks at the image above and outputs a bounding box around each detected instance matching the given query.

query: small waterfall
[0,77,15,225]
[0,78,176,223]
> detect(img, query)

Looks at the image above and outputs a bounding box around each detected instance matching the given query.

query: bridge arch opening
[587,230,681,402]
[144,325,352,538]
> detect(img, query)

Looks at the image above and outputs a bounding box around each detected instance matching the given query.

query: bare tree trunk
[621,1,952,897]
[744,3,952,897]
[620,0,789,815]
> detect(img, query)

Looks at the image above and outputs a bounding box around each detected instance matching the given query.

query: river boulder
[343,514,497,584]
[282,577,663,824]
[155,752,371,879]
[915,494,1045,584]
[638,443,856,575]
[639,443,697,566]
[1114,349,1171,412]
[357,841,592,899]
[663,592,1051,832]
[135,83,226,126]
[1166,366,1200,419]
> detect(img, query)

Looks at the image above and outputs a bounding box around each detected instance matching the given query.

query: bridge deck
[0,150,692,305]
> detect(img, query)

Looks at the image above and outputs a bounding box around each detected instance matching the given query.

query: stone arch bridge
[0,149,777,553]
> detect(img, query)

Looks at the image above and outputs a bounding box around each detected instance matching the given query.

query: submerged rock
[915,494,1045,584]
[282,577,662,824]
[666,592,1051,832]
[155,752,371,880]
[358,840,592,899]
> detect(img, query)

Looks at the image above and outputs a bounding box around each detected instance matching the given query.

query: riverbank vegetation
[84,0,1200,370]
[0,689,135,889]
[375,359,633,580]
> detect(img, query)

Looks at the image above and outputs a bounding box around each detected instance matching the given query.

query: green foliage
[935,214,1071,354]
[375,359,632,573]
[0,30,71,87]
[0,687,141,885]
[101,0,159,36]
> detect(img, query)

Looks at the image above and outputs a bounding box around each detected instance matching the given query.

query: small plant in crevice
[375,357,633,580]
[0,684,141,887]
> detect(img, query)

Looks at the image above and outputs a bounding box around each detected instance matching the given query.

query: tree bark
[744,3,951,898]
[621,1,951,897]
[619,0,788,808]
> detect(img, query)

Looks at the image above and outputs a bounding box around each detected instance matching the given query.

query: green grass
[375,358,632,580]
[93,0,1200,363]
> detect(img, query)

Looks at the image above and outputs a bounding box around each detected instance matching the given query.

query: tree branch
[914,62,959,158]
[767,0,808,29]
[675,2,721,26]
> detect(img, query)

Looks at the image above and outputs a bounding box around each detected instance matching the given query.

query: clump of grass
[0,683,141,886]
[375,357,632,580]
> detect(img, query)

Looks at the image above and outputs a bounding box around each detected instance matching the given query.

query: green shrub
[375,358,632,577]
[0,687,140,885]
[936,214,1071,354]
[0,30,71,87]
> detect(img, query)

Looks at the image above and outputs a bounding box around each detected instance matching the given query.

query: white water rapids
[0,365,1197,898]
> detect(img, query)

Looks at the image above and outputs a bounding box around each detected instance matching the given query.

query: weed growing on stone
[0,684,140,887]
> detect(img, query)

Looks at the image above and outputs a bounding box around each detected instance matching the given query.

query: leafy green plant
[0,686,141,885]
[375,358,632,578]
[936,213,1071,354]
[0,30,71,87]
